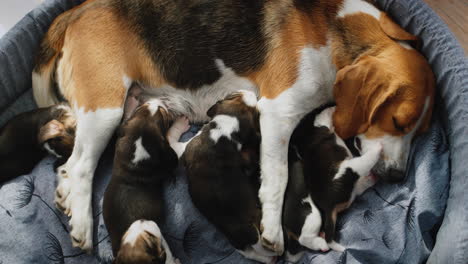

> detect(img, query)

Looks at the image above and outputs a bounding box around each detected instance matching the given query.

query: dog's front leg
[257,97,305,255]
[56,107,123,251]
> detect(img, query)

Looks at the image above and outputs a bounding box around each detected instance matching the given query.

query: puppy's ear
[333,56,400,139]
[323,211,337,243]
[38,120,65,144]
[206,102,221,118]
[379,13,420,48]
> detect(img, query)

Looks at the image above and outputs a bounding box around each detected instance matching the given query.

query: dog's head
[333,14,435,182]
[115,220,167,264]
[38,106,76,159]
[121,99,178,169]
[207,90,260,141]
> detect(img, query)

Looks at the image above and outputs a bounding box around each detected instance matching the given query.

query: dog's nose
[385,168,405,183]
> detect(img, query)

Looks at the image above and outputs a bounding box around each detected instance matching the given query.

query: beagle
[102,100,179,263]
[0,104,75,183]
[32,0,435,252]
[285,106,381,261]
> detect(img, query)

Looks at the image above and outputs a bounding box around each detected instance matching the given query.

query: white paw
[172,116,190,136]
[68,188,93,252]
[300,236,329,252]
[328,241,345,252]
[54,166,71,213]
[260,226,284,255]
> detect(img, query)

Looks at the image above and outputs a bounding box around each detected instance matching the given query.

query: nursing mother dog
[32,0,435,253]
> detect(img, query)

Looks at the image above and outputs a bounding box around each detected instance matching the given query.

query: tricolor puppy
[0,104,75,183]
[179,91,275,263]
[103,100,180,264]
[33,0,435,251]
[287,106,381,249]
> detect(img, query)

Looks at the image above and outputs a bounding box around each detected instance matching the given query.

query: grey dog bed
[0,0,467,263]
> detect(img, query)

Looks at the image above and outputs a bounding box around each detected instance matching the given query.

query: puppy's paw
[300,235,329,252]
[260,227,284,255]
[173,116,191,135]
[328,241,345,252]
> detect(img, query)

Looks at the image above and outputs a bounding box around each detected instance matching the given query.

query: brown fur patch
[57,6,166,111]
[116,231,165,264]
[331,10,435,139]
[247,5,331,99]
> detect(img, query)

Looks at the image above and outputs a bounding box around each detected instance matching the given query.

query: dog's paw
[172,116,190,135]
[260,227,284,255]
[54,167,71,213]
[299,235,329,252]
[328,241,345,252]
[69,192,93,252]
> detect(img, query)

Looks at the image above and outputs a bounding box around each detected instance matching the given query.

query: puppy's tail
[32,5,80,107]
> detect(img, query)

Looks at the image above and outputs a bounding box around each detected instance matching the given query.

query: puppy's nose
[385,168,405,183]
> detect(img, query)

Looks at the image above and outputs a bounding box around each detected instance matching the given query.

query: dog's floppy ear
[333,56,400,139]
[38,120,65,144]
[379,13,420,47]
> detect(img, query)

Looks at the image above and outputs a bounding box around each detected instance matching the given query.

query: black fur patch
[112,0,268,89]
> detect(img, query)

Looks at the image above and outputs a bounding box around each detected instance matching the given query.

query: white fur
[123,220,178,264]
[328,241,345,252]
[32,71,57,107]
[167,116,191,158]
[358,97,430,173]
[314,106,335,129]
[209,115,240,143]
[145,99,166,116]
[141,59,258,123]
[132,137,151,164]
[297,196,329,252]
[338,0,381,19]
[55,107,123,251]
[258,44,336,253]
[398,41,413,50]
[239,90,258,107]
[43,142,62,158]
[122,75,133,90]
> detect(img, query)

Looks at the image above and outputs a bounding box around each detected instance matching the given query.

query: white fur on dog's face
[121,220,178,264]
[357,97,430,181]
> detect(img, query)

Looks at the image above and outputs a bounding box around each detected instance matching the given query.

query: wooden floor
[424,0,468,54]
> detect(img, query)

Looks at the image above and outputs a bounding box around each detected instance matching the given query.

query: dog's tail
[32,6,80,107]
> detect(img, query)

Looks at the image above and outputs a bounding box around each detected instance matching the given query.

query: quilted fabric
[0,0,466,263]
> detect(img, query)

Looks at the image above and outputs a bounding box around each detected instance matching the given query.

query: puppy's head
[122,99,178,168]
[207,90,260,141]
[38,105,76,158]
[116,220,167,264]
[333,17,435,182]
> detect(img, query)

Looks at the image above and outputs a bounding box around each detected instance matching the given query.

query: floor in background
[424,0,467,54]
[0,0,43,38]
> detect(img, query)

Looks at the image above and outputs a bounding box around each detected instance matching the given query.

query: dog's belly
[141,60,259,123]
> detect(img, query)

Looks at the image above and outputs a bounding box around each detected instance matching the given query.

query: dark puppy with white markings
[103,99,181,264]
[172,91,275,263]
[287,106,382,253]
[0,104,75,183]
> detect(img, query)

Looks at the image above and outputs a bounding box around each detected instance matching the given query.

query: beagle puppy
[102,100,180,264]
[0,104,75,183]
[33,0,435,252]
[178,91,275,263]
[284,106,381,262]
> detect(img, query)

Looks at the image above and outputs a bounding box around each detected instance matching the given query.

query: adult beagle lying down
[32,0,435,252]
